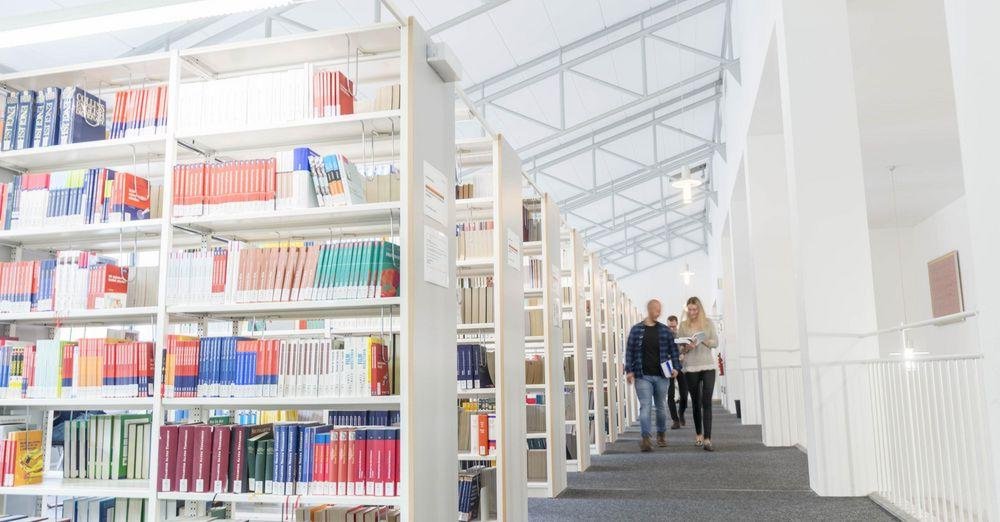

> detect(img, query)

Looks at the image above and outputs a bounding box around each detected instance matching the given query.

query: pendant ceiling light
[680,263,694,285]
[671,165,702,204]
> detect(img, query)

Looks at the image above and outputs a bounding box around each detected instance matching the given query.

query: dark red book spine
[210,426,231,493]
[192,425,214,492]
[174,425,194,492]
[230,426,248,493]
[157,425,179,491]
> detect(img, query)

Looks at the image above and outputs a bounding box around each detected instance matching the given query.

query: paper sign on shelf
[422,161,447,226]
[506,228,521,270]
[424,226,449,288]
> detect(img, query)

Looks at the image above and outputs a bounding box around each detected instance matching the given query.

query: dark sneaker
[640,436,653,452]
[670,420,680,430]
[656,433,668,447]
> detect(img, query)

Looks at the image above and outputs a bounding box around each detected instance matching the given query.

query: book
[58,87,107,145]
[109,85,168,139]
[63,414,151,482]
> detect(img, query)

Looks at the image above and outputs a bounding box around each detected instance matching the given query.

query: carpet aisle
[528,404,896,521]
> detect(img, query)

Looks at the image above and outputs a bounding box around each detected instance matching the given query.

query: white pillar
[729,172,762,425]
[776,0,880,496]
[943,0,1000,511]
[744,133,806,447]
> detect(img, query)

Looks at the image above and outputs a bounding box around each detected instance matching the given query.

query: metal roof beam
[560,146,712,210]
[582,192,708,241]
[428,0,513,36]
[465,0,721,98]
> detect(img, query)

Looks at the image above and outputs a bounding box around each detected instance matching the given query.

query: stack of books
[162,335,393,399]
[457,276,494,325]
[523,258,543,289]
[165,239,401,305]
[0,428,42,487]
[0,87,107,151]
[0,251,141,314]
[456,220,493,260]
[157,417,400,497]
[109,85,169,138]
[312,70,354,117]
[63,498,147,522]
[62,413,153,480]
[0,338,155,399]
[458,465,495,522]
[0,169,151,230]
[457,344,493,390]
[457,409,496,458]
[172,159,278,217]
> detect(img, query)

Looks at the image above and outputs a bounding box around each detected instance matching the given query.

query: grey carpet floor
[528,404,897,521]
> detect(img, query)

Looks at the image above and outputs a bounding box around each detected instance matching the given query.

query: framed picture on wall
[927,250,964,318]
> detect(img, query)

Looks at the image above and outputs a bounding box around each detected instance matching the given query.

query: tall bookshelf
[454,134,527,521]
[586,253,607,455]
[611,282,626,437]
[0,16,459,522]
[523,193,566,499]
[601,273,620,443]
[560,229,590,472]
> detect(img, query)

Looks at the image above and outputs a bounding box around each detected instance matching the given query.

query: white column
[745,133,805,447]
[729,173,762,425]
[943,0,1000,510]
[776,0,880,496]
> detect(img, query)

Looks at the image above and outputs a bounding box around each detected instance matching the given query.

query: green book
[253,437,267,494]
[264,439,275,494]
[112,414,152,479]
[245,438,258,491]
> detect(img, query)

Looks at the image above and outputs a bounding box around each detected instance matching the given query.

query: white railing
[758,365,806,448]
[862,355,996,521]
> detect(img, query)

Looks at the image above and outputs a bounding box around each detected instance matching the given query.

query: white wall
[618,253,715,323]
[870,195,979,356]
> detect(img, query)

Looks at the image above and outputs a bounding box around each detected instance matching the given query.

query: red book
[332,71,354,115]
[385,428,398,497]
[354,429,367,496]
[230,426,248,493]
[478,414,489,456]
[157,425,179,491]
[191,425,214,492]
[367,429,382,496]
[329,428,341,495]
[174,425,196,492]
[210,425,231,493]
[340,428,351,496]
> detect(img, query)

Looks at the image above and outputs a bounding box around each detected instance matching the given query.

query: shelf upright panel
[587,254,607,455]
[613,282,626,435]
[566,230,590,471]
[539,193,567,498]
[493,135,527,520]
[603,272,620,443]
[148,49,182,522]
[399,17,458,521]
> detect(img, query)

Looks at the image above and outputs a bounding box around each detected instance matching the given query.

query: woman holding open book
[678,296,719,451]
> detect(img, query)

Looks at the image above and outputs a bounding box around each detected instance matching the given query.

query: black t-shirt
[641,324,663,377]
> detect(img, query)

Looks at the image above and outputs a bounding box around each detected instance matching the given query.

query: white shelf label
[423,160,447,226]
[424,227,449,288]
[506,228,521,270]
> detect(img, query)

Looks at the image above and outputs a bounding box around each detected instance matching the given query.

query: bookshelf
[561,229,590,472]
[454,134,527,521]
[586,253,608,455]
[523,193,566,499]
[610,281,626,437]
[598,271,619,443]
[0,15,459,522]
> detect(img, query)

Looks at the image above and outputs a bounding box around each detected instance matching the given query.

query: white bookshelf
[454,134,527,521]
[601,270,620,443]
[586,253,608,455]
[522,193,566,499]
[561,229,591,472]
[0,15,458,522]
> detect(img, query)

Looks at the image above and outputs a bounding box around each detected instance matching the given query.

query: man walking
[666,315,688,429]
[625,299,680,452]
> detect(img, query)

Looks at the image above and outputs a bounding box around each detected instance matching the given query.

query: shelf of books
[0,14,459,522]
[599,271,620,444]
[560,229,590,473]
[523,193,566,499]
[586,253,608,456]
[455,134,526,522]
[614,290,631,433]
[627,302,640,425]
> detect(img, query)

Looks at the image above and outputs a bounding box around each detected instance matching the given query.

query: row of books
[63,414,153,480]
[177,67,353,133]
[0,427,41,486]
[109,85,169,139]
[63,498,147,522]
[172,159,279,217]
[1,87,106,151]
[456,220,493,260]
[523,202,542,242]
[457,410,496,458]
[357,84,400,113]
[0,169,150,230]
[457,276,494,325]
[454,170,493,201]
[2,339,154,399]
[0,252,134,314]
[526,308,543,337]
[162,335,393,399]
[525,357,545,386]
[457,465,495,522]
[164,239,400,305]
[523,258,543,289]
[289,505,399,522]
[157,421,400,497]
[457,344,493,391]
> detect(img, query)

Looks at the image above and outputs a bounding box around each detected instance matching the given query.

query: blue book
[13,91,36,150]
[1,94,17,151]
[39,87,60,147]
[286,424,299,494]
[30,98,45,148]
[58,87,106,145]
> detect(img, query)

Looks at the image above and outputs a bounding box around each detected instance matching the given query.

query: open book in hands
[675,331,706,349]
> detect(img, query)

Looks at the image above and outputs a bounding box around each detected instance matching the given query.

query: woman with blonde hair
[678,296,719,451]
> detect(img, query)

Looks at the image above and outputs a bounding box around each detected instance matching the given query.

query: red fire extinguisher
[717,353,725,376]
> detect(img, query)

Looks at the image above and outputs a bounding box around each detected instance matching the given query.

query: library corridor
[528,405,896,521]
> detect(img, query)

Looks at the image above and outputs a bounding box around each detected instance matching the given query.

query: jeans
[633,374,670,438]
[687,370,716,438]
[667,371,688,422]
